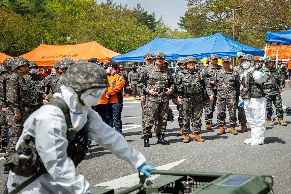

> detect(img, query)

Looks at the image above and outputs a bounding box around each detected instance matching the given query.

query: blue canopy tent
[265,29,291,67]
[113,33,264,62]
[175,33,264,58]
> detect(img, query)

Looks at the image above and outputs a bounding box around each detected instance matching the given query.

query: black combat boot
[143,135,150,147]
[157,133,170,145]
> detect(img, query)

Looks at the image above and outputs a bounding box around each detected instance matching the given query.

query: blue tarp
[266,29,291,45]
[113,33,264,62]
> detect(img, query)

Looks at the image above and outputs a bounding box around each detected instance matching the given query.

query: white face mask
[81,88,106,107]
[242,61,251,70]
[29,69,38,74]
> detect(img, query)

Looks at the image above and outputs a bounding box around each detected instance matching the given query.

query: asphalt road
[1,89,291,193]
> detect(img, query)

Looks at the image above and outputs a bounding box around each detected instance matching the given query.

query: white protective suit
[7,86,146,194]
[241,68,268,145]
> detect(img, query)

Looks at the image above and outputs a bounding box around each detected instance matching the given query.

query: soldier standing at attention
[128,64,140,99]
[176,56,206,143]
[216,56,240,135]
[174,57,187,136]
[6,58,32,154]
[233,53,248,132]
[28,61,45,113]
[262,56,287,126]
[139,51,174,147]
[203,54,222,130]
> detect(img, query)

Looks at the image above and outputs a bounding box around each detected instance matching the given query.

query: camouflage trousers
[143,100,169,134]
[204,95,217,123]
[265,94,284,118]
[237,106,247,124]
[141,100,146,128]
[130,83,139,97]
[6,108,31,153]
[0,112,8,143]
[217,96,237,126]
[176,103,183,128]
[182,95,204,134]
[280,75,285,88]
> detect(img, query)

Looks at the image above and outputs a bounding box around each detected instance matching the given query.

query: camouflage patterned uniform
[6,58,32,153]
[262,57,287,126]
[139,51,174,146]
[203,55,222,129]
[0,66,9,151]
[30,74,45,113]
[176,58,207,142]
[128,66,140,98]
[216,57,240,135]
[277,60,287,88]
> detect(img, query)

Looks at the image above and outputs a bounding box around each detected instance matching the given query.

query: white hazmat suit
[7,85,146,194]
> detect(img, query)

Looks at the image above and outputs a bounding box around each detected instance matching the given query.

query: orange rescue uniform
[107,73,125,103]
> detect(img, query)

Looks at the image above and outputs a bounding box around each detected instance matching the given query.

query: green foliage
[181,0,291,48]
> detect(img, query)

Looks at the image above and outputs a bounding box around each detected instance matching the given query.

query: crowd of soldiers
[0,52,288,153]
[136,51,288,147]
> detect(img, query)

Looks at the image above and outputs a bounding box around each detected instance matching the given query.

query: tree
[181,0,291,48]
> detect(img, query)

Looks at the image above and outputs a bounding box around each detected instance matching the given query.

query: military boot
[205,122,213,130]
[230,125,238,135]
[183,134,191,143]
[157,133,170,145]
[266,117,274,126]
[177,127,183,136]
[193,132,205,142]
[278,117,287,126]
[217,125,226,135]
[240,122,247,133]
[143,135,150,147]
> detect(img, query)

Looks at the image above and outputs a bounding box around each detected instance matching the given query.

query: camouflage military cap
[222,56,231,62]
[12,57,29,70]
[265,56,275,63]
[0,65,8,73]
[60,62,109,92]
[76,59,86,63]
[144,53,153,60]
[237,52,245,58]
[58,58,75,68]
[210,54,218,59]
[176,57,186,65]
[240,54,254,62]
[2,58,14,68]
[29,61,38,68]
[186,56,197,63]
[153,51,165,59]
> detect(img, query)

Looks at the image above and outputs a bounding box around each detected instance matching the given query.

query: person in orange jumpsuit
[106,62,126,134]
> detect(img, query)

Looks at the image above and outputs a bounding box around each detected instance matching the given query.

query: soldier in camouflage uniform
[128,64,140,99]
[29,61,45,113]
[277,59,287,89]
[174,57,187,136]
[44,58,74,96]
[238,54,268,145]
[203,54,222,130]
[6,57,32,153]
[232,53,248,132]
[262,56,287,126]
[216,56,240,135]
[0,65,9,152]
[176,56,206,143]
[139,51,174,147]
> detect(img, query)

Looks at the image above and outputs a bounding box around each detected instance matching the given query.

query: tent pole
[264,43,267,57]
[276,45,279,69]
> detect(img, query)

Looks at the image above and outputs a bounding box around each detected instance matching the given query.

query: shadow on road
[264,136,286,144]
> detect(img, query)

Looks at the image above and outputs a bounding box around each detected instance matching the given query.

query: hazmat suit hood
[54,85,90,131]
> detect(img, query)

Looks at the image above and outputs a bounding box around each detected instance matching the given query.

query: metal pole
[232,9,235,40]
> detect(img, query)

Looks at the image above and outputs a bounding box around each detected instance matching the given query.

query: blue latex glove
[260,72,265,78]
[84,189,92,194]
[137,163,156,178]
[238,101,244,108]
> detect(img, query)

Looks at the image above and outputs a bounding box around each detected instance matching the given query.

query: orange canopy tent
[265,45,291,59]
[0,52,11,64]
[20,41,120,66]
